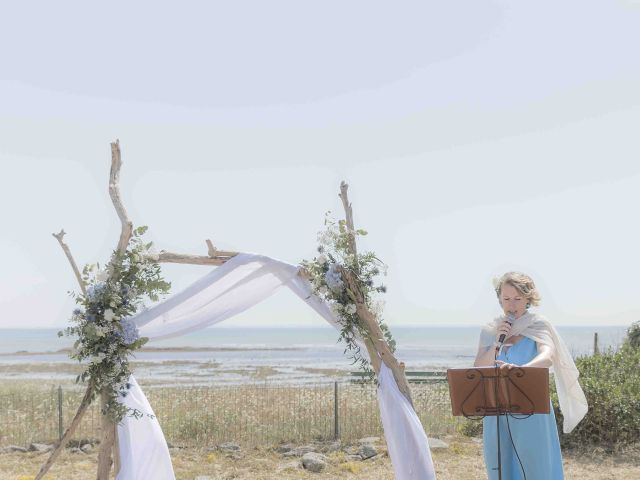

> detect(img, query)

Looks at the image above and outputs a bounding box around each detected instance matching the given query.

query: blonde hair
[493,271,541,307]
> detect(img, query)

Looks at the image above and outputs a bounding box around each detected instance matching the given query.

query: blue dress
[482,337,564,480]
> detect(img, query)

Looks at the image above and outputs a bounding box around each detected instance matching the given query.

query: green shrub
[551,325,640,448]
[458,418,483,437]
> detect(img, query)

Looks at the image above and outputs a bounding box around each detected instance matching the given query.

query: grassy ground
[1,438,638,480]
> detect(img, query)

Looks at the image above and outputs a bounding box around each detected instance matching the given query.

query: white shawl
[479,311,588,433]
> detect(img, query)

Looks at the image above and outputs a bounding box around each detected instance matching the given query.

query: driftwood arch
[37,140,412,479]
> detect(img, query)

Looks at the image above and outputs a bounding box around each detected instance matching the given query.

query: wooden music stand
[447,366,550,479]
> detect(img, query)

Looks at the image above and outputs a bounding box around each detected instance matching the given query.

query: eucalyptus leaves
[59,226,170,422]
[301,213,395,378]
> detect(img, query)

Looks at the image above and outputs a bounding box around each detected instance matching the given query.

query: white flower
[346,304,357,315]
[104,309,116,322]
[318,286,329,296]
[91,352,106,364]
[330,302,343,315]
[147,247,160,261]
[317,254,327,265]
[96,269,109,282]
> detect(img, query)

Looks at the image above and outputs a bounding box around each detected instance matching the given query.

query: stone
[217,442,240,452]
[29,443,54,453]
[301,452,328,472]
[67,438,97,448]
[80,443,93,453]
[428,438,449,449]
[358,443,378,460]
[2,445,28,453]
[69,447,84,454]
[343,445,360,456]
[345,454,362,462]
[274,443,294,454]
[282,445,316,457]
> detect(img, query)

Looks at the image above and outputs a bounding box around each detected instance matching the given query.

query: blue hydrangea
[86,282,106,302]
[119,317,140,345]
[324,264,345,293]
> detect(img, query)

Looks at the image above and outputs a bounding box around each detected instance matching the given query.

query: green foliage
[59,226,171,422]
[625,320,640,350]
[300,212,393,380]
[551,330,640,448]
[458,418,483,437]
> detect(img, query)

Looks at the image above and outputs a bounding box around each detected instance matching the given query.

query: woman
[474,272,588,480]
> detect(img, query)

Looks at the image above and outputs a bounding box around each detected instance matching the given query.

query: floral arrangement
[59,226,170,422]
[301,213,395,378]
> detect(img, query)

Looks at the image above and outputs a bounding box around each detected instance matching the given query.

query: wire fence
[0,380,460,448]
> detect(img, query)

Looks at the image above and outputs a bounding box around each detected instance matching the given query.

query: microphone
[496,312,516,353]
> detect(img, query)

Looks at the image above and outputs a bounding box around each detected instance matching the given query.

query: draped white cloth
[478,311,588,433]
[378,363,436,480]
[115,253,436,480]
[116,376,175,480]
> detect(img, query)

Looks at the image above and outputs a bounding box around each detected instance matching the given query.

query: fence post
[57,385,63,441]
[594,332,599,355]
[334,382,339,440]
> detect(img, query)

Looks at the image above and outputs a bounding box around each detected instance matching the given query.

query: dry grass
[1,439,638,480]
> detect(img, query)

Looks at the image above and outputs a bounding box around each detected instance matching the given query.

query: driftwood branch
[338,181,358,257]
[109,140,133,256]
[95,140,136,479]
[97,391,117,478]
[35,384,94,480]
[52,230,87,296]
[338,182,414,407]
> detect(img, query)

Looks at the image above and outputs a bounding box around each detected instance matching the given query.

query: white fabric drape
[116,376,175,480]
[116,253,436,480]
[378,362,436,480]
[478,311,588,433]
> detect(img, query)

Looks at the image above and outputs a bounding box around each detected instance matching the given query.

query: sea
[0,325,628,386]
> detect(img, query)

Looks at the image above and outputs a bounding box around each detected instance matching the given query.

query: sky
[1,1,639,329]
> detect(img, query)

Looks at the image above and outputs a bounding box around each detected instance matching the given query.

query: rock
[358,436,380,445]
[282,445,316,457]
[217,442,240,452]
[68,438,97,448]
[345,454,362,462]
[343,445,360,456]
[301,452,328,472]
[428,438,449,449]
[29,443,54,453]
[80,443,93,453]
[2,445,28,453]
[69,447,84,454]
[274,443,294,454]
[358,443,378,460]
